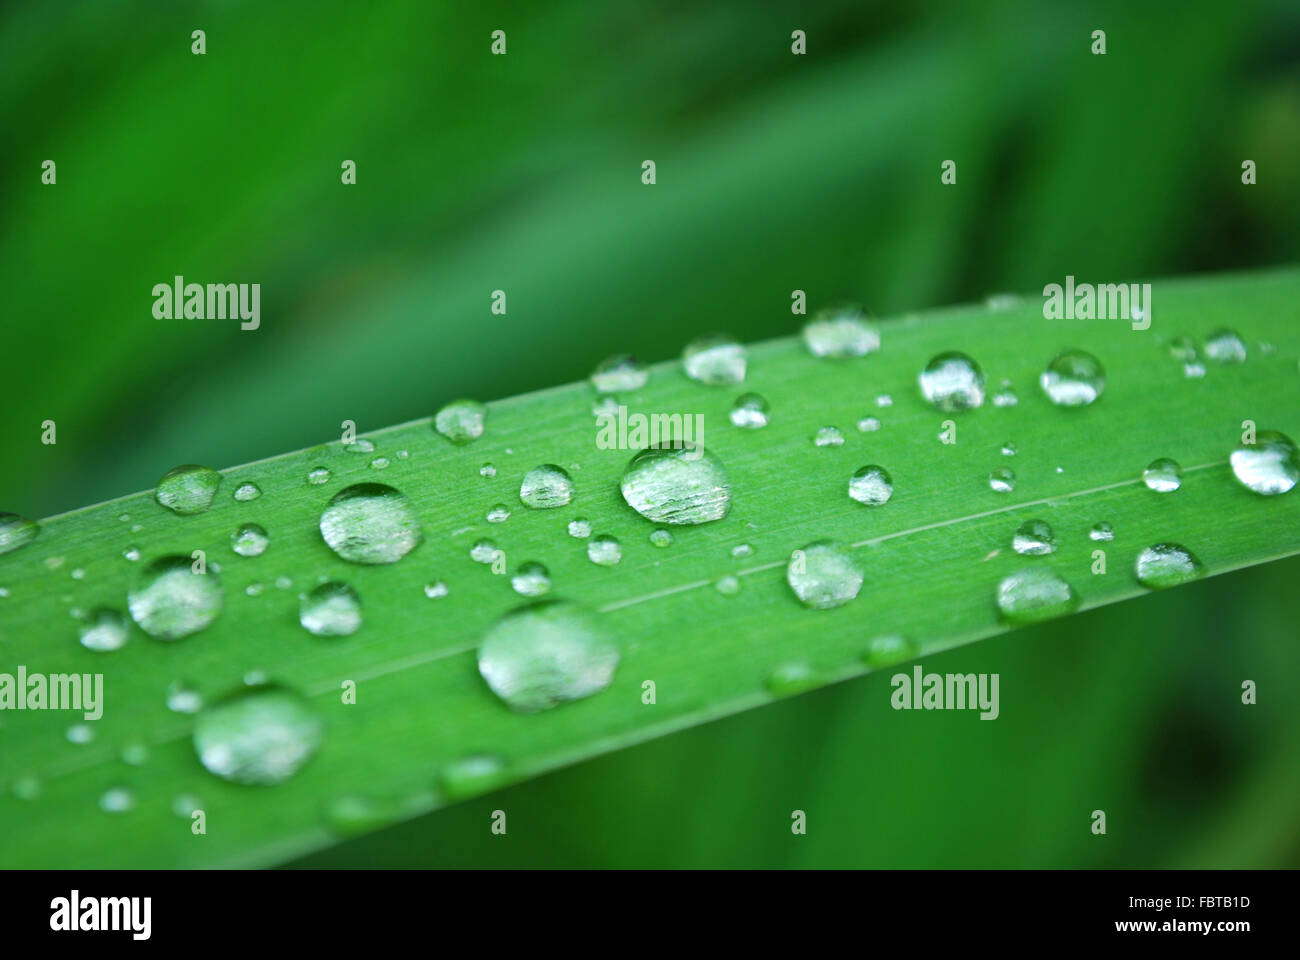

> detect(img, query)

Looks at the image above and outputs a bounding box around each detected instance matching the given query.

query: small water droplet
[99,787,135,814]
[590,354,648,393]
[863,634,917,667]
[230,522,269,557]
[479,463,497,478]
[486,503,511,523]
[172,794,202,818]
[813,426,844,447]
[194,684,323,785]
[440,755,508,800]
[511,561,552,597]
[1230,430,1298,495]
[155,465,222,515]
[731,543,753,558]
[128,555,223,639]
[122,546,141,562]
[619,445,730,524]
[1012,519,1056,555]
[1169,336,1199,361]
[993,385,1019,407]
[470,538,500,564]
[319,483,422,564]
[988,467,1016,493]
[1001,441,1018,456]
[78,608,129,652]
[649,528,674,548]
[275,576,293,590]
[1089,521,1115,542]
[167,681,203,714]
[876,394,893,408]
[370,456,390,470]
[995,568,1078,624]
[299,582,362,636]
[787,541,863,610]
[1142,458,1182,493]
[919,352,985,411]
[592,395,621,418]
[345,438,376,454]
[765,661,817,695]
[396,449,409,459]
[715,575,741,596]
[848,465,893,506]
[423,580,449,599]
[12,775,41,801]
[519,464,574,509]
[477,600,619,712]
[434,399,487,444]
[233,482,262,502]
[1184,361,1207,378]
[1040,350,1105,406]
[67,722,95,745]
[1204,329,1246,363]
[856,416,881,432]
[683,334,747,384]
[567,518,592,539]
[325,794,402,837]
[1135,543,1204,589]
[307,467,331,485]
[587,534,622,566]
[802,304,879,358]
[245,582,265,597]
[730,393,770,428]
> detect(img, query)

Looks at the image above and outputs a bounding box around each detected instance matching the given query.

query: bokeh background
[2,0,1297,867]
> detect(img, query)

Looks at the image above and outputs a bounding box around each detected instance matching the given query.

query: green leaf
[2,267,1298,867]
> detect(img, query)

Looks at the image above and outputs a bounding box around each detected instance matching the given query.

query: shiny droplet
[619,445,730,525]
[1142,458,1182,493]
[423,581,449,599]
[649,528,674,548]
[78,608,129,652]
[307,467,331,485]
[587,534,622,566]
[231,523,269,557]
[440,755,508,800]
[194,685,323,786]
[567,518,592,539]
[434,399,487,444]
[167,681,204,714]
[299,582,362,636]
[519,464,574,509]
[1204,329,1246,363]
[989,467,1016,493]
[802,304,880,358]
[1089,521,1115,542]
[511,561,551,597]
[1001,441,1018,457]
[155,464,222,515]
[1012,519,1056,555]
[683,334,747,385]
[470,538,500,564]
[765,661,817,695]
[1169,337,1199,361]
[814,426,845,447]
[730,393,770,428]
[1040,350,1105,406]
[995,568,1079,624]
[786,541,863,610]
[479,463,497,479]
[993,384,1019,407]
[857,416,881,433]
[233,482,262,502]
[486,503,511,523]
[99,787,135,814]
[319,483,421,564]
[128,555,223,640]
[715,575,741,596]
[919,352,985,411]
[1135,543,1204,589]
[848,466,893,506]
[590,354,648,393]
[1229,430,1298,495]
[863,634,917,667]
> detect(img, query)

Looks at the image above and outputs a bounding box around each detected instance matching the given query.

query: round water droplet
[167,681,203,714]
[486,503,511,523]
[128,555,223,640]
[1168,336,1199,361]
[519,464,574,509]
[1012,519,1056,556]
[319,483,421,564]
[590,354,648,393]
[233,482,261,502]
[1135,543,1204,589]
[477,600,619,713]
[848,465,893,506]
[592,395,621,419]
[567,518,592,539]
[434,399,487,444]
[813,426,845,447]
[786,541,863,610]
[423,580,448,599]
[325,795,401,838]
[993,385,1019,407]
[155,464,222,515]
[1040,350,1105,406]
[587,534,622,566]
[307,467,331,485]
[345,438,375,454]
[231,522,269,557]
[299,582,362,637]
[683,334,747,385]
[1001,441,1018,457]
[863,634,917,667]
[619,445,730,525]
[766,661,817,696]
[78,608,129,652]
[470,538,500,564]
[731,542,753,558]
[370,457,390,470]
[511,561,551,597]
[99,787,135,814]
[857,416,881,433]
[730,393,770,428]
[440,755,508,800]
[194,685,323,786]
[995,568,1078,624]
[715,575,741,596]
[802,304,880,358]
[876,394,893,408]
[649,528,674,548]
[67,722,95,744]
[1089,521,1115,542]
[919,352,985,411]
[1204,329,1246,363]
[123,546,141,562]
[1230,430,1298,495]
[989,467,1016,493]
[1142,458,1182,493]
[480,463,497,479]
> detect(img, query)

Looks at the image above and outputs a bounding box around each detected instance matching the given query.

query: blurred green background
[2,0,1297,867]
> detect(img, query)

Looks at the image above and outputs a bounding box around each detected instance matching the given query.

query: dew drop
[67,723,95,745]
[590,354,648,393]
[345,438,376,454]
[587,534,622,566]
[786,541,863,610]
[848,465,893,506]
[1089,521,1115,542]
[814,426,845,447]
[1204,329,1246,363]
[856,416,881,433]
[715,575,741,596]
[172,794,202,818]
[992,384,1019,408]
[233,482,262,502]
[619,445,730,525]
[1001,441,1018,457]
[78,608,129,652]
[730,393,770,428]
[511,561,552,597]
[194,685,323,786]
[486,503,511,523]
[434,399,487,444]
[919,352,985,411]
[683,334,747,385]
[307,467,331,485]
[802,304,880,358]
[1040,350,1105,406]
[470,538,500,564]
[319,483,421,564]
[592,395,621,418]
[1229,430,1298,495]
[519,464,574,509]
[863,634,917,667]
[123,546,141,562]
[121,742,149,766]
[128,555,223,640]
[1135,543,1204,589]
[567,517,592,539]
[995,568,1079,624]
[167,681,204,714]
[480,463,497,479]
[154,465,222,515]
[12,775,42,801]
[876,394,893,408]
[423,581,449,599]
[731,542,753,558]
[989,467,1016,493]
[765,661,817,696]
[649,528,674,548]
[370,457,390,470]
[1169,336,1199,361]
[231,522,269,557]
[440,755,508,800]
[299,582,362,637]
[99,787,135,814]
[1012,519,1056,556]
[1142,458,1182,493]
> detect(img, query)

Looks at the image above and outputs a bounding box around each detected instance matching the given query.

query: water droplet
[423,581,448,599]
[876,394,893,408]
[78,608,129,652]
[299,582,362,636]
[230,522,269,557]
[765,661,817,695]
[1001,441,1018,456]
[1142,458,1182,493]
[814,426,845,447]
[172,794,202,818]
[11,775,41,801]
[370,457,390,470]
[649,528,673,548]
[1230,430,1298,495]
[70,567,85,580]
[1089,521,1115,542]
[325,795,401,838]
[275,576,292,590]
[730,393,770,428]
[1012,519,1056,555]
[511,561,551,597]
[167,681,203,714]
[122,546,141,562]
[1135,543,1204,589]
[995,568,1079,624]
[863,634,917,667]
[992,385,1019,408]
[587,534,622,566]
[590,354,648,393]
[786,541,863,610]
[345,438,376,454]
[1040,350,1105,406]
[99,787,135,814]
[1204,328,1246,363]
[307,467,331,485]
[194,685,323,785]
[434,399,487,444]
[477,600,619,712]
[592,395,621,418]
[155,465,222,515]
[128,555,223,640]
[67,722,95,745]
[486,503,511,523]
[470,538,500,564]
[1184,361,1207,378]
[848,465,893,506]
[245,582,265,597]
[567,518,592,539]
[802,304,880,358]
[919,352,985,411]
[988,467,1016,493]
[715,575,741,596]
[857,416,881,432]
[985,292,1023,311]
[233,482,261,502]
[480,463,497,478]
[619,445,730,524]
[519,464,574,509]
[1169,336,1199,361]
[440,755,508,800]
[683,334,747,385]
[396,449,409,459]
[731,543,753,558]
[319,483,422,564]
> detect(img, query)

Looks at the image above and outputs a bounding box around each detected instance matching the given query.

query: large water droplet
[683,334,747,385]
[786,541,863,610]
[619,445,730,525]
[590,354,648,393]
[1204,329,1246,363]
[319,483,421,564]
[519,464,574,509]
[128,555,223,640]
[1230,430,1298,495]
[477,600,619,713]
[511,561,552,597]
[194,685,323,785]
[0,513,39,555]
[78,608,129,652]
[155,465,222,515]
[919,352,985,411]
[231,522,269,557]
[1135,543,1204,589]
[1040,350,1105,406]
[434,399,487,444]
[848,466,893,506]
[1142,458,1182,493]
[730,393,770,428]
[995,568,1078,624]
[587,534,622,566]
[299,582,362,636]
[1012,519,1056,555]
[802,304,880,358]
